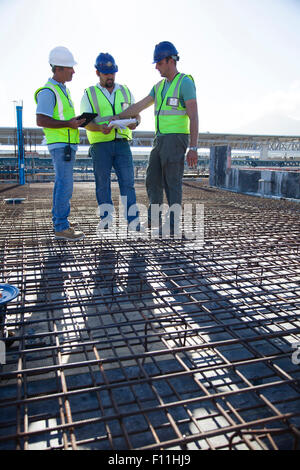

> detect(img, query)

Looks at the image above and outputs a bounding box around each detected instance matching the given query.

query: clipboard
[76,112,98,127]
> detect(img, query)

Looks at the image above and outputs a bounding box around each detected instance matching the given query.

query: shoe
[55,227,85,241]
[69,221,78,228]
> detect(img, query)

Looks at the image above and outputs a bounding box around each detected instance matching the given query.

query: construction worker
[35,46,85,241]
[113,41,199,237]
[80,53,142,233]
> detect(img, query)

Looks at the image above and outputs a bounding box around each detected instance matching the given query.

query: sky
[1,0,300,135]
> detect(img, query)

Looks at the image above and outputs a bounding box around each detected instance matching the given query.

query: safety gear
[34,81,80,145]
[95,53,118,74]
[153,41,179,63]
[49,46,77,67]
[85,85,132,144]
[154,73,193,134]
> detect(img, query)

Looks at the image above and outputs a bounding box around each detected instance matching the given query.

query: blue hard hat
[153,41,179,63]
[95,53,118,73]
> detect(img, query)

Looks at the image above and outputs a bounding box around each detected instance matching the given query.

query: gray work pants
[146,134,189,227]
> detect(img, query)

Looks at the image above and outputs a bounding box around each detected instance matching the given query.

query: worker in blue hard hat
[111,41,199,238]
[80,52,142,235]
[153,41,180,64]
[95,52,118,73]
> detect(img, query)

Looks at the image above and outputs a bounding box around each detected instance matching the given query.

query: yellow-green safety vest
[154,73,193,134]
[34,82,79,145]
[85,85,132,144]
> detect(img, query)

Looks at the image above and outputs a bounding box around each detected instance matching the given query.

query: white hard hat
[49,46,77,67]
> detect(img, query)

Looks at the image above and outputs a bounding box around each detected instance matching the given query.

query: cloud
[250,81,300,121]
[234,112,300,136]
[228,81,300,134]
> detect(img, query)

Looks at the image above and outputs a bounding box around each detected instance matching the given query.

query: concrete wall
[210,145,300,200]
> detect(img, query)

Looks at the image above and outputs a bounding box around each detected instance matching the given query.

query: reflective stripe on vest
[85,85,132,144]
[154,73,191,134]
[34,82,79,145]
[46,83,65,120]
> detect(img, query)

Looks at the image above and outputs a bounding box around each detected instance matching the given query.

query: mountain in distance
[233,112,300,136]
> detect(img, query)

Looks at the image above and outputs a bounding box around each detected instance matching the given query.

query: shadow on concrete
[0,239,299,450]
[0,184,20,194]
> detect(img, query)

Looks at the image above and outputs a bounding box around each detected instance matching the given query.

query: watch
[189,146,198,152]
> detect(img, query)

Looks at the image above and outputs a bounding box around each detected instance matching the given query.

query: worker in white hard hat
[34,47,86,241]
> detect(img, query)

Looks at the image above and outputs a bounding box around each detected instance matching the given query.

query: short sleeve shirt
[36,78,78,151]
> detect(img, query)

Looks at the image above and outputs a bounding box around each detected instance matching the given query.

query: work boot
[54,227,85,241]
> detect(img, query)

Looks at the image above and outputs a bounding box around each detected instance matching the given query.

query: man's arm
[128,113,142,130]
[84,116,114,134]
[185,99,199,168]
[36,114,85,129]
[36,88,85,129]
[115,95,154,120]
[85,122,109,133]
[80,90,112,133]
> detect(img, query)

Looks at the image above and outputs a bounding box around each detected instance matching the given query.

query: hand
[108,116,120,128]
[186,149,198,169]
[68,117,86,129]
[128,121,138,130]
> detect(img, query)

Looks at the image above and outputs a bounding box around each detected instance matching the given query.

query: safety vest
[154,73,193,134]
[34,81,79,145]
[85,85,132,144]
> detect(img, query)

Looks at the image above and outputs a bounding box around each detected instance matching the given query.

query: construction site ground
[0,179,299,451]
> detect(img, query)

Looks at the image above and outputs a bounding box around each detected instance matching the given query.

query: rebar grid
[0,181,299,450]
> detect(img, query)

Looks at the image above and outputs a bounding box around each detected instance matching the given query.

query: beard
[105,78,114,88]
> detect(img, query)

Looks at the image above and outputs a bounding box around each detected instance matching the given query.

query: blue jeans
[89,140,139,224]
[50,146,75,232]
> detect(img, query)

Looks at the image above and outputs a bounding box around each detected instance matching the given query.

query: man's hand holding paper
[108,118,137,130]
